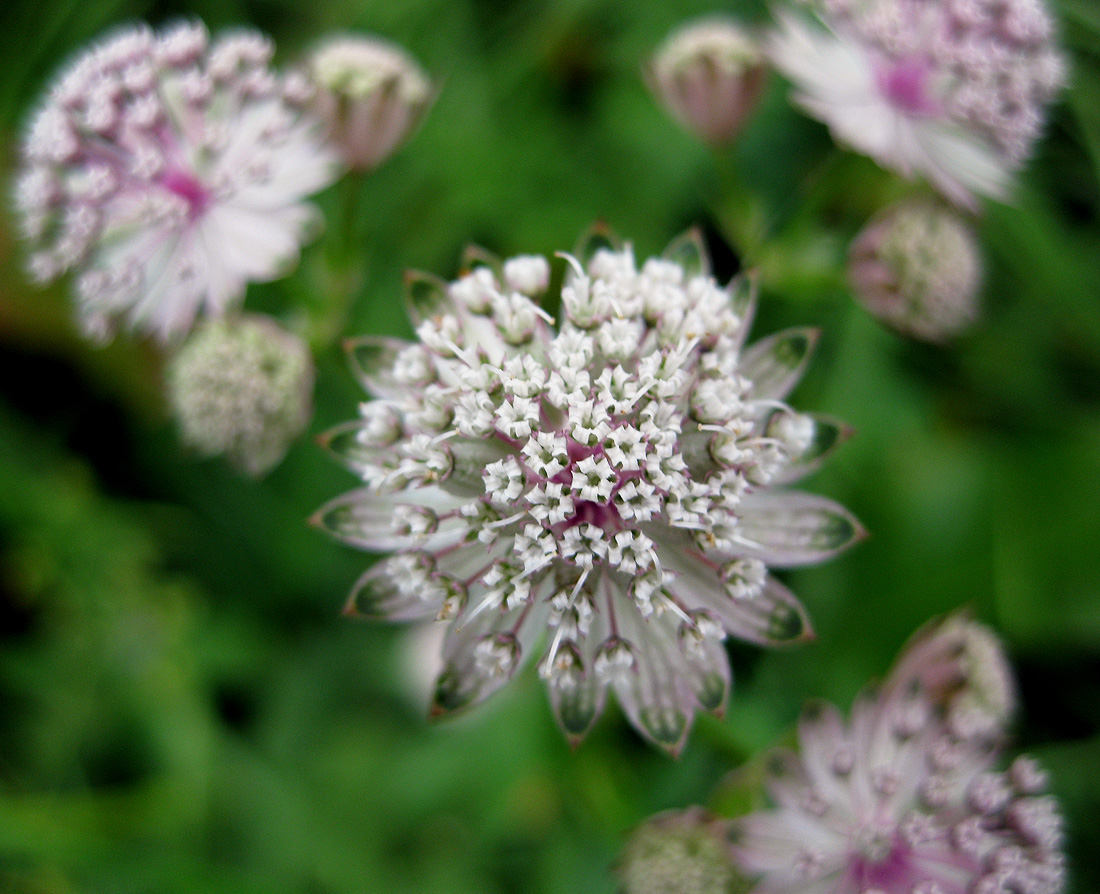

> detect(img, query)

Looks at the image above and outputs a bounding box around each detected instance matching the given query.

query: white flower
[167,313,314,476]
[733,619,1065,894]
[648,17,768,145]
[314,230,863,752]
[306,33,433,172]
[768,0,1065,206]
[848,199,982,341]
[13,22,340,342]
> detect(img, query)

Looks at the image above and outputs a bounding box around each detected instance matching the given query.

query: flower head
[848,199,982,341]
[619,808,744,894]
[306,33,433,171]
[168,313,314,476]
[768,0,1066,206]
[315,230,863,751]
[648,18,768,145]
[733,620,1065,894]
[14,22,339,341]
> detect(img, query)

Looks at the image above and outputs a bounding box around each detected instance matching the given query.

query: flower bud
[884,613,1016,738]
[307,33,433,171]
[647,18,767,146]
[168,314,313,476]
[848,200,982,342]
[619,808,742,894]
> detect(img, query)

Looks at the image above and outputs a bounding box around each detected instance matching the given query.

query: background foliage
[1,0,1099,891]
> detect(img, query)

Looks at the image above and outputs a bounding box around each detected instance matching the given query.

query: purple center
[878,58,938,116]
[159,169,210,218]
[847,838,918,891]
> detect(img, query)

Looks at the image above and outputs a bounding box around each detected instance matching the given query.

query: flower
[732,619,1065,894]
[619,807,744,894]
[306,33,433,171]
[314,229,863,751]
[167,313,314,476]
[768,0,1065,206]
[647,17,768,145]
[848,199,982,342]
[13,21,340,341]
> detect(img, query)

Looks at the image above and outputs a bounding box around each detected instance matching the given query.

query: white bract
[315,231,863,752]
[14,22,339,341]
[768,0,1065,206]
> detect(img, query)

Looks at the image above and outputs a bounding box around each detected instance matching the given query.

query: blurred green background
[1,0,1099,891]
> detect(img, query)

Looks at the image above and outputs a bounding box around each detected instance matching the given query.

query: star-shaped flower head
[733,616,1065,894]
[315,229,864,752]
[768,0,1066,207]
[13,21,340,341]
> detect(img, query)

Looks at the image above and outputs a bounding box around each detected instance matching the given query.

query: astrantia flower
[168,313,313,476]
[647,17,768,146]
[733,620,1065,894]
[314,230,863,751]
[14,21,339,341]
[306,33,433,171]
[848,199,981,342]
[768,0,1065,206]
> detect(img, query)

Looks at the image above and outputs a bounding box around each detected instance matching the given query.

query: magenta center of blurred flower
[848,837,918,891]
[159,169,211,218]
[878,58,938,115]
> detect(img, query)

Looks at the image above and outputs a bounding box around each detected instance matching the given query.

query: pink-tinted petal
[738,491,866,567]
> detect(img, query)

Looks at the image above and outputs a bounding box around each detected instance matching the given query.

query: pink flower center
[848,837,918,891]
[878,58,938,116]
[159,169,210,219]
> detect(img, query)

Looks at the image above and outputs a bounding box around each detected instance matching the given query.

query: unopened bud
[619,808,742,894]
[168,314,313,476]
[307,33,433,171]
[884,613,1016,737]
[647,18,767,145]
[849,200,982,342]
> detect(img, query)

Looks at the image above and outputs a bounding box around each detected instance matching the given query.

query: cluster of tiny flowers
[316,233,862,750]
[648,17,768,145]
[848,199,982,342]
[769,0,1065,205]
[306,33,433,172]
[733,618,1065,894]
[167,313,313,476]
[14,22,339,341]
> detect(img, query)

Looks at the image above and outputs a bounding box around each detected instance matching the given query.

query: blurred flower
[768,0,1065,206]
[647,17,768,146]
[884,613,1016,739]
[619,807,743,894]
[13,22,339,341]
[848,199,982,341]
[167,313,313,476]
[733,621,1065,894]
[306,33,433,172]
[314,230,863,751]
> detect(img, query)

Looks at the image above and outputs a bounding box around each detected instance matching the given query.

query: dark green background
[1,1,1098,891]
